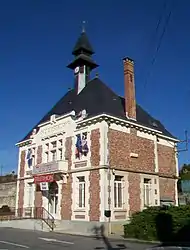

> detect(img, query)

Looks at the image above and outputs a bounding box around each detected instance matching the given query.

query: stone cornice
[15,139,32,148]
[17,165,178,180]
[76,113,179,142]
[16,113,178,148]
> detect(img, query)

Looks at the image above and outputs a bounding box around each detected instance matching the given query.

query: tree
[179,164,190,180]
[178,164,190,193]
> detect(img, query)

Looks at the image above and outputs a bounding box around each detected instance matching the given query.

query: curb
[51,231,159,245]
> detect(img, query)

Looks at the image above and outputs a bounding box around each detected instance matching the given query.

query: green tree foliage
[124,206,190,242]
[179,164,190,180]
[178,164,190,193]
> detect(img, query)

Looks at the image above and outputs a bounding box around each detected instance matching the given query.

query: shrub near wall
[124,206,190,242]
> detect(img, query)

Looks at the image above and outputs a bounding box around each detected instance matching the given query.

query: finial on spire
[82,21,86,33]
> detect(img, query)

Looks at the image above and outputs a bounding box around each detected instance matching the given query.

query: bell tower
[67,25,98,94]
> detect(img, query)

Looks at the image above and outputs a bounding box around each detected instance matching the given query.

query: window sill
[74,209,86,213]
[114,209,127,212]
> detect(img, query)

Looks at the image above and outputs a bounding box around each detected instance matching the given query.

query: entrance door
[48,194,58,216]
[48,182,59,219]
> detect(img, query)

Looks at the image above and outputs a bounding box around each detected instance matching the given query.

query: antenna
[177,130,189,153]
[82,21,86,33]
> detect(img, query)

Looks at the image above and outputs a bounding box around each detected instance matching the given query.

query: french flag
[75,134,82,159]
[26,149,32,168]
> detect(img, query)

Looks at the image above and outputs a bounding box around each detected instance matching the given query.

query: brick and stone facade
[15,116,178,226]
[15,41,178,234]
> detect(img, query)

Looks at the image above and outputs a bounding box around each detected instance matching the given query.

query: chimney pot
[123,57,134,64]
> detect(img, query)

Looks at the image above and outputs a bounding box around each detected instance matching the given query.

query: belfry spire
[67,26,98,94]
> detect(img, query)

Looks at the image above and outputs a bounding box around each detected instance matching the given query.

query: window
[77,176,85,208]
[75,132,89,160]
[51,141,57,149]
[51,150,57,161]
[114,175,124,208]
[59,139,63,147]
[58,149,63,160]
[45,152,49,163]
[31,147,36,166]
[27,183,33,207]
[143,178,152,207]
[43,138,64,163]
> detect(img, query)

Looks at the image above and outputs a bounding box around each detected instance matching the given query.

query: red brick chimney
[123,57,136,120]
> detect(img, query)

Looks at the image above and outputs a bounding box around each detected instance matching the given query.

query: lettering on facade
[33,162,59,175]
[34,174,54,183]
[39,120,71,137]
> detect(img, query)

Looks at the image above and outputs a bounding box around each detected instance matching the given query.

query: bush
[0,205,11,214]
[124,205,190,241]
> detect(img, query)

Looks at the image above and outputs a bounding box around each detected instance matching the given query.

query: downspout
[107,122,112,235]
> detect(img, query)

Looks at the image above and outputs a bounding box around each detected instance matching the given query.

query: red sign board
[34,174,54,183]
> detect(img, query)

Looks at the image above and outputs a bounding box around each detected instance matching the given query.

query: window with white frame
[114,175,124,208]
[26,183,34,207]
[44,139,64,163]
[143,178,152,207]
[52,149,57,161]
[77,176,85,208]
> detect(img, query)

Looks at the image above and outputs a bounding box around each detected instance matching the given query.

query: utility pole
[177,130,188,153]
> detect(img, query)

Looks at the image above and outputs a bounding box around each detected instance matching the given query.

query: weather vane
[82,21,86,33]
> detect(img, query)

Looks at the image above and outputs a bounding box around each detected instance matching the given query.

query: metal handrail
[0,207,55,231]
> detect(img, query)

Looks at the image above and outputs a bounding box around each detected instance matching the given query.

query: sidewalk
[107,233,160,245]
[52,229,159,245]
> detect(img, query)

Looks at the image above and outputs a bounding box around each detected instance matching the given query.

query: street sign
[40,182,49,191]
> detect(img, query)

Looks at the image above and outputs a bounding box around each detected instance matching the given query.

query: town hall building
[15,29,179,234]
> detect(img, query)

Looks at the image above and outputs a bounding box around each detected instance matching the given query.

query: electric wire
[144,0,174,90]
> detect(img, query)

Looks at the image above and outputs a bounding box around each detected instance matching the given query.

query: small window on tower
[79,66,84,74]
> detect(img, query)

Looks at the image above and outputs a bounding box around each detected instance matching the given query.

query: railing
[36,207,55,231]
[0,207,55,231]
[32,160,68,175]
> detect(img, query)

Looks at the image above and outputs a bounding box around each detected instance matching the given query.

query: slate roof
[72,31,94,56]
[20,77,175,142]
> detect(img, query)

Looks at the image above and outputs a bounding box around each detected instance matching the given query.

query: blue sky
[0,0,189,173]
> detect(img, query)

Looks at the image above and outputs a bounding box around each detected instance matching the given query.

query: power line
[144,0,168,69]
[154,0,168,40]
[144,0,174,90]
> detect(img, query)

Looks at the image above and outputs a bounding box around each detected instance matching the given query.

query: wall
[108,123,178,215]
[0,181,17,208]
[108,128,155,173]
[0,219,50,232]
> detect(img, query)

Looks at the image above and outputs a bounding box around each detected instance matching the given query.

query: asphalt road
[0,227,156,250]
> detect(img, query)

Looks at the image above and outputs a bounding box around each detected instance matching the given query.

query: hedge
[124,205,190,242]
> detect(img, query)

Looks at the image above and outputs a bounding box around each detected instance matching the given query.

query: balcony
[32,160,68,175]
